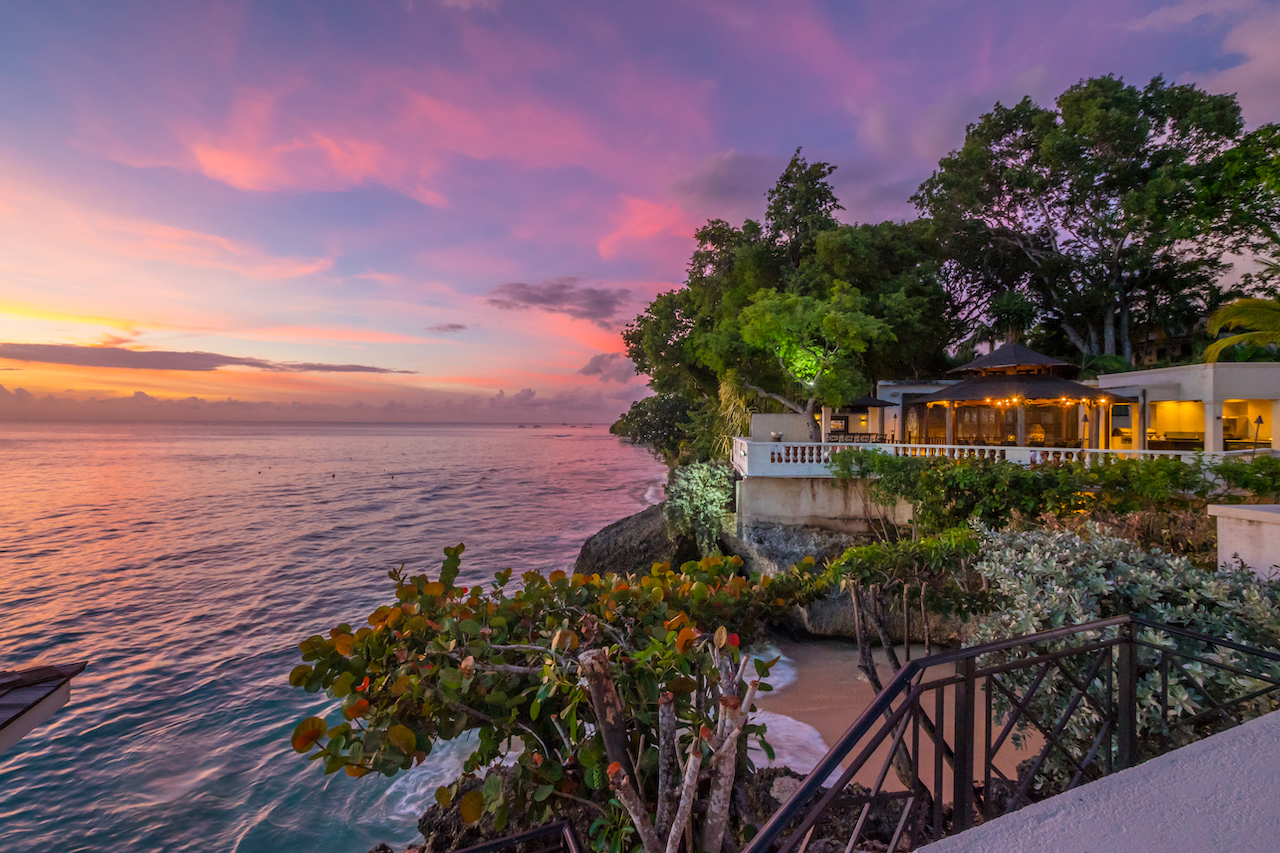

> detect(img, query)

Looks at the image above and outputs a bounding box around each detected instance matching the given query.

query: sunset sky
[1,0,1278,422]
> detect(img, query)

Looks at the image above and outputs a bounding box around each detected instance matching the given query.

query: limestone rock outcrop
[574,503,698,576]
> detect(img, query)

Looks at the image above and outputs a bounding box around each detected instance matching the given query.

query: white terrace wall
[1208,504,1280,578]
[749,413,815,442]
[736,476,913,533]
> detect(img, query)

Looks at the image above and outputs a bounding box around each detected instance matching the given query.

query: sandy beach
[756,634,1040,791]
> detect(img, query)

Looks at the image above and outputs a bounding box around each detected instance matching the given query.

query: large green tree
[915,75,1278,361]
[738,285,891,440]
[624,152,953,449]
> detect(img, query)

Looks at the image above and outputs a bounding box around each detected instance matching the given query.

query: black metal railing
[454,820,585,853]
[744,614,1280,853]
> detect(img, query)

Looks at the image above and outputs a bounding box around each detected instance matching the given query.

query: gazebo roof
[918,374,1131,405]
[949,343,1072,375]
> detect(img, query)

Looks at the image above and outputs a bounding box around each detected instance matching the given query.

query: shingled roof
[917,374,1132,404]
[949,343,1072,375]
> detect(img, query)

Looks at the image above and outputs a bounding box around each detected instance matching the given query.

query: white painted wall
[749,413,815,442]
[920,709,1280,853]
[1209,504,1280,578]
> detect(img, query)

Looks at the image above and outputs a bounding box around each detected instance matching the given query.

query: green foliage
[738,285,892,437]
[830,527,987,619]
[288,546,830,841]
[829,447,1280,535]
[1203,296,1280,362]
[1216,454,1280,501]
[664,461,735,556]
[610,394,694,466]
[915,75,1274,361]
[969,524,1280,792]
[624,156,953,444]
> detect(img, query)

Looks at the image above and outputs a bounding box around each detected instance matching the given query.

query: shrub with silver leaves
[970,523,1280,794]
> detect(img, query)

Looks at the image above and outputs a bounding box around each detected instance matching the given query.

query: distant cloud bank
[0,343,416,374]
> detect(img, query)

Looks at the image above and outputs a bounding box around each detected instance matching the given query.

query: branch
[607,765,664,853]
[740,381,804,415]
[666,737,705,853]
[446,700,552,757]
[656,693,680,839]
[552,788,610,818]
[579,649,637,784]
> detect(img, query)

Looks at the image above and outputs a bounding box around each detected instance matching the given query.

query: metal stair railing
[743,614,1280,853]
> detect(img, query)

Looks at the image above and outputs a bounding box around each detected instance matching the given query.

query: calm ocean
[0,421,671,853]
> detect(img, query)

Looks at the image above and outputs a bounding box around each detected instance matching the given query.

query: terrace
[732,345,1280,480]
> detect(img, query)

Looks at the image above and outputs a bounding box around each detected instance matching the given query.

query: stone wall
[735,476,913,534]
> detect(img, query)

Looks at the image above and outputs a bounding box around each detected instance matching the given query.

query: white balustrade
[730,437,1276,478]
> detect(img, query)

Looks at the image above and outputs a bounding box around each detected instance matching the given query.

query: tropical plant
[664,461,735,556]
[288,547,831,853]
[738,285,891,441]
[828,447,1280,538]
[1202,296,1280,362]
[610,394,694,466]
[830,528,985,672]
[969,523,1280,793]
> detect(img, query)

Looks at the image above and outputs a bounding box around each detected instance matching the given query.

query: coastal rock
[575,503,698,576]
[723,520,867,577]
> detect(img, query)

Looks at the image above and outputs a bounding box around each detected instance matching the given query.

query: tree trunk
[580,649,637,784]
[1120,302,1132,364]
[1103,305,1116,356]
[804,397,821,442]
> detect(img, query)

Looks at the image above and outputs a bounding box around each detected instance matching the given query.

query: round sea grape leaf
[291,717,327,753]
[533,784,553,802]
[668,676,697,695]
[435,786,454,809]
[388,724,416,755]
[459,790,485,824]
[288,665,313,687]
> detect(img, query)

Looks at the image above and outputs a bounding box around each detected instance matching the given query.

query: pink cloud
[598,196,697,259]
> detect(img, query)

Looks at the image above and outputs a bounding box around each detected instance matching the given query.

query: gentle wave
[0,422,667,853]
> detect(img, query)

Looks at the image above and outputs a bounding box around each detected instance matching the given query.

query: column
[820,406,831,442]
[1137,394,1148,451]
[1205,399,1224,453]
[945,403,955,445]
[1016,403,1027,447]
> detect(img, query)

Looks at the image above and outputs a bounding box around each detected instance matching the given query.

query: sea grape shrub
[664,461,735,557]
[1216,454,1280,502]
[287,545,829,846]
[969,523,1280,793]
[829,527,988,621]
[828,448,1279,534]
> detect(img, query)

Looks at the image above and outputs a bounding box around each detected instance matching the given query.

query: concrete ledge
[1209,503,1280,576]
[920,709,1280,853]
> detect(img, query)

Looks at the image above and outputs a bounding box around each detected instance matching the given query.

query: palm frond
[1206,298,1280,337]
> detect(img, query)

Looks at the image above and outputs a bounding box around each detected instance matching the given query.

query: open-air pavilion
[906,343,1128,448]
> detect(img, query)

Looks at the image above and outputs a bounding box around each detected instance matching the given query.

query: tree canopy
[915,75,1279,361]
[623,150,953,448]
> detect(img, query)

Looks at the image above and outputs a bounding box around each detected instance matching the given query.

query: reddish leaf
[291,717,326,753]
